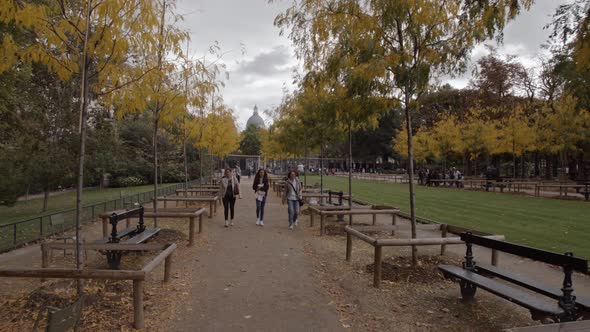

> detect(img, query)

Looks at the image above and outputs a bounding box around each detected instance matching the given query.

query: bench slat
[94,227,138,244]
[461,233,588,272]
[439,265,564,316]
[476,264,590,310]
[122,228,160,244]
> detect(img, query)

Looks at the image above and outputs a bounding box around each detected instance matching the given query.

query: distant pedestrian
[283,170,302,230]
[219,168,240,227]
[252,168,269,226]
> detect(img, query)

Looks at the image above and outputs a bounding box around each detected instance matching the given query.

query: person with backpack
[282,170,302,230]
[219,168,240,227]
[252,168,269,226]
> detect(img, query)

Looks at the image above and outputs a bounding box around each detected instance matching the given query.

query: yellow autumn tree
[111,0,191,224]
[201,105,240,160]
[495,105,537,177]
[393,126,429,164]
[428,115,461,172]
[0,0,173,283]
[535,95,590,177]
[457,108,498,175]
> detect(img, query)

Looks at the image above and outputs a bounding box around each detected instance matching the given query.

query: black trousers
[222,195,236,220]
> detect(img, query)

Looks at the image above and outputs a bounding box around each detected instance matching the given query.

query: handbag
[288,181,304,207]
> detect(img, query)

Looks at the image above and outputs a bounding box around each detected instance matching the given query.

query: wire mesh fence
[0,180,204,252]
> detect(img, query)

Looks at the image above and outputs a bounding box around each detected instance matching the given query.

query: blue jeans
[287,199,300,225]
[256,196,267,220]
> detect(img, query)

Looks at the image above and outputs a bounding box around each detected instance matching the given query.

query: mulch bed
[366,255,459,284]
[0,229,191,331]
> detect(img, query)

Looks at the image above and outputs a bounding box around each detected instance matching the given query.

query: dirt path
[171,179,344,332]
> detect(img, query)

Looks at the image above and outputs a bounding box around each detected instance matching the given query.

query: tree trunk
[348,121,352,213]
[25,183,30,206]
[199,147,203,183]
[512,140,517,178]
[320,143,324,195]
[74,0,92,295]
[521,154,526,178]
[304,137,308,186]
[534,152,540,177]
[153,118,159,227]
[42,186,50,213]
[183,137,188,197]
[404,98,418,266]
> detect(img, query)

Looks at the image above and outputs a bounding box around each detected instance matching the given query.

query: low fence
[0,180,205,252]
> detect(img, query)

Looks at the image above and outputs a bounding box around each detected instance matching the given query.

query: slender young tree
[275,0,533,265]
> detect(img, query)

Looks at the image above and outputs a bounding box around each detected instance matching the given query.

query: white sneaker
[224,220,229,228]
[260,220,264,226]
[294,220,299,227]
[256,218,260,226]
[230,220,234,226]
[289,225,293,230]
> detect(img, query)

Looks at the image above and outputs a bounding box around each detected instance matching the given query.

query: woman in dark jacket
[219,168,240,227]
[252,169,269,226]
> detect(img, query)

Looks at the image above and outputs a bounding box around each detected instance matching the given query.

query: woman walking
[283,170,302,230]
[252,168,269,226]
[219,168,240,227]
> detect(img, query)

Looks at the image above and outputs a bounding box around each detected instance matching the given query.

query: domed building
[246,105,265,129]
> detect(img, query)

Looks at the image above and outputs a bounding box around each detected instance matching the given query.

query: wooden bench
[345,224,504,287]
[152,196,218,217]
[314,208,400,236]
[49,213,76,256]
[439,233,589,323]
[175,188,219,197]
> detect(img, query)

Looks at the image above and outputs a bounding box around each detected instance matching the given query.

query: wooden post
[391,214,397,236]
[41,245,49,282]
[164,254,172,282]
[214,199,217,214]
[198,214,203,234]
[102,217,109,238]
[346,233,352,261]
[492,249,499,266]
[373,245,382,288]
[320,214,325,236]
[349,214,353,226]
[310,209,314,227]
[189,217,195,247]
[372,214,377,225]
[440,224,448,255]
[133,280,144,329]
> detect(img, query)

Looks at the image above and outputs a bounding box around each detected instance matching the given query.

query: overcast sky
[177,0,569,130]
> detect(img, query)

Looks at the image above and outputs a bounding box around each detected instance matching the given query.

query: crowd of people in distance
[418,167,464,187]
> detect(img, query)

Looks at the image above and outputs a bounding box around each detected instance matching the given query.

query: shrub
[114,176,145,187]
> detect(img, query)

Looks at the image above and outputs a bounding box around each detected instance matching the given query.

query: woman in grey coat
[282,171,302,230]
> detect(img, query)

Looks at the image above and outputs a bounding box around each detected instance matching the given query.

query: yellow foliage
[200,105,239,158]
[494,105,536,157]
[392,126,430,163]
[536,95,590,154]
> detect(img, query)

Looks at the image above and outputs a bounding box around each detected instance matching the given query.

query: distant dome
[246,105,265,129]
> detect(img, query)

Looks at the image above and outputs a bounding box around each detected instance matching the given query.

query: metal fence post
[13,224,17,247]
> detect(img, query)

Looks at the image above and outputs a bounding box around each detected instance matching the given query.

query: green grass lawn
[0,184,163,224]
[307,176,590,259]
